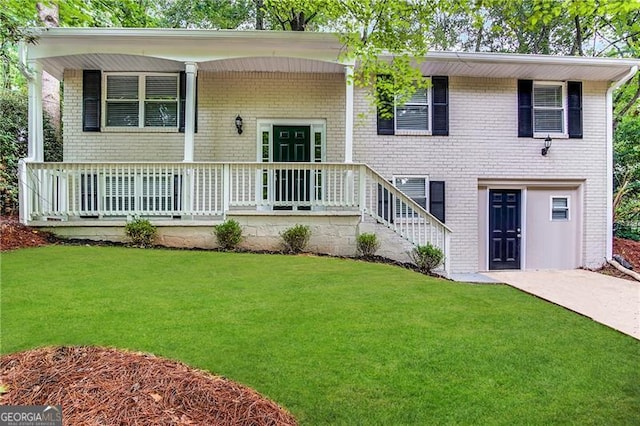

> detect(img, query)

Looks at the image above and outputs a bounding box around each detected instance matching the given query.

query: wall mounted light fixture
[541,135,552,156]
[235,115,243,134]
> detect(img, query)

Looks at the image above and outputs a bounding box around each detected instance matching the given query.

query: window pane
[552,209,568,220]
[144,102,178,127]
[407,88,427,104]
[107,76,138,99]
[552,197,568,209]
[106,102,139,127]
[534,109,563,133]
[396,105,429,130]
[395,177,427,209]
[534,85,562,107]
[146,76,178,100]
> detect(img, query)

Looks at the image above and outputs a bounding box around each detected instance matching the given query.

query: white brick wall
[63,70,345,162]
[62,70,609,273]
[353,77,609,272]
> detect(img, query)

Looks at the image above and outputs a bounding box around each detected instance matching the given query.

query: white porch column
[28,61,44,162]
[344,65,354,163]
[183,62,198,162]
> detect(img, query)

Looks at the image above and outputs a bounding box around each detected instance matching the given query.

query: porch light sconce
[235,115,243,134]
[541,135,552,156]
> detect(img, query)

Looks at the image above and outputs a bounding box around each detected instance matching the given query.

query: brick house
[19,28,639,276]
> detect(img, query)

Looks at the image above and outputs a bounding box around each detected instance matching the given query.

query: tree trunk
[255,0,264,30]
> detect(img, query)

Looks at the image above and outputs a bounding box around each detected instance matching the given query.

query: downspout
[606,64,638,261]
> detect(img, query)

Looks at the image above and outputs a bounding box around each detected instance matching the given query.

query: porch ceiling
[38,54,345,80]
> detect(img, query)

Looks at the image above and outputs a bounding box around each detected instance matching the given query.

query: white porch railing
[20,161,451,271]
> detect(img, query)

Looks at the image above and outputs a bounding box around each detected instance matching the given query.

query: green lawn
[2,246,639,425]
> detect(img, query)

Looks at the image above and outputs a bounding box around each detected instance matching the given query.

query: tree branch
[574,15,584,56]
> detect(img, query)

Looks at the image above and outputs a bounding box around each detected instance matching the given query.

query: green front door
[273,126,311,209]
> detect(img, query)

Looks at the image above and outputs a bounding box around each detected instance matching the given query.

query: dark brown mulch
[613,237,640,270]
[0,346,297,426]
[0,216,56,251]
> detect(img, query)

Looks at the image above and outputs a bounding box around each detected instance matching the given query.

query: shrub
[410,243,444,274]
[281,224,311,254]
[125,217,157,247]
[214,219,243,250]
[1,92,61,216]
[357,232,380,257]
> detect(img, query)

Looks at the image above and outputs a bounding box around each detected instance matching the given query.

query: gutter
[606,65,638,261]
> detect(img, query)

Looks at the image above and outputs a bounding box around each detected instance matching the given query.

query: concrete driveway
[484,269,640,340]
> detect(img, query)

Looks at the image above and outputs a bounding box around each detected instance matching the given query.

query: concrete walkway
[484,269,640,340]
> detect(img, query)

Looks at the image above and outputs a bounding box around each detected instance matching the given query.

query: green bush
[281,224,311,254]
[214,219,243,250]
[1,91,62,216]
[125,218,157,247]
[614,222,640,242]
[410,243,444,274]
[357,232,380,257]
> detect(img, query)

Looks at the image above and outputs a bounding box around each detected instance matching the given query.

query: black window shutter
[83,70,101,132]
[432,76,449,136]
[376,76,395,135]
[377,183,394,223]
[429,181,445,223]
[517,79,533,137]
[179,72,198,133]
[567,81,582,139]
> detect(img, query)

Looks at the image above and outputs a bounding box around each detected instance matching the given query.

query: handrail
[21,161,451,274]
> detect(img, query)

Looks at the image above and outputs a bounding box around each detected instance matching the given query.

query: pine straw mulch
[0,346,297,426]
[1,215,56,251]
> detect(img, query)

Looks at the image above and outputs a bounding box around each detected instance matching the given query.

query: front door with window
[273,125,311,209]
[489,189,521,270]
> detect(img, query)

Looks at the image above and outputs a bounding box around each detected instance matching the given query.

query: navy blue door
[489,190,521,270]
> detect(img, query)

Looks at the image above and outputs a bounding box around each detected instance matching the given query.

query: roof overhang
[25,28,639,83]
[405,51,639,82]
[26,28,349,79]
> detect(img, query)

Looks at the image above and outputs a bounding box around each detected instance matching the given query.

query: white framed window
[104,73,179,128]
[394,176,428,216]
[551,196,570,220]
[533,81,567,138]
[395,85,430,134]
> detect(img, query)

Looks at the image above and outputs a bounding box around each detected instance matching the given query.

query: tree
[158,0,252,29]
[613,116,640,224]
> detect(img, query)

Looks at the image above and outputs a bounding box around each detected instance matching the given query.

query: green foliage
[614,222,640,241]
[409,243,444,274]
[613,115,640,223]
[214,219,243,250]
[280,224,310,253]
[158,0,252,29]
[356,232,380,258]
[124,217,157,247]
[0,91,60,215]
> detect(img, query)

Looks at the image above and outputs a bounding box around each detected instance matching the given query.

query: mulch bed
[1,216,56,251]
[0,346,297,426]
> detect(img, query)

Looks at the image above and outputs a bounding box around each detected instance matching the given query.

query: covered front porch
[20,160,451,273]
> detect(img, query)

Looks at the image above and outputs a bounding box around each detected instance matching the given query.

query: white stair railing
[360,165,451,274]
[22,161,451,273]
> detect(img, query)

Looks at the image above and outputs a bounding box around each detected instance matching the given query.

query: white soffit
[199,57,344,73]
[413,52,639,81]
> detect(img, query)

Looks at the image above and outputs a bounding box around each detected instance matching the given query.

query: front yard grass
[2,246,639,424]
